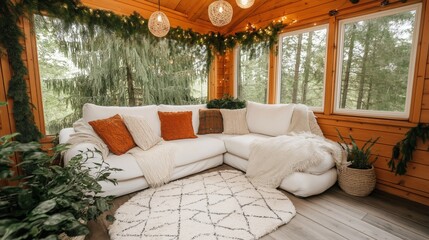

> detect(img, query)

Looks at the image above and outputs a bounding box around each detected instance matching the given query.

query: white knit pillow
[122,115,162,151]
[220,109,250,135]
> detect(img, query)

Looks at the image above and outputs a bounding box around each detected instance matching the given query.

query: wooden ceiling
[82,0,380,34]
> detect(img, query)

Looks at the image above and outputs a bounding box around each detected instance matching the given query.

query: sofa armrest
[59,128,75,144]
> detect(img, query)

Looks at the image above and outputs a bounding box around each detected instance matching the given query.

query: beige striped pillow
[220,109,250,135]
[122,115,162,150]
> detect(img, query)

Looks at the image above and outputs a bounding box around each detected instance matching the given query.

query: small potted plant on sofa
[336,130,379,197]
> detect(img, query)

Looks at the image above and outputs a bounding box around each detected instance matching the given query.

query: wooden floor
[86,165,429,240]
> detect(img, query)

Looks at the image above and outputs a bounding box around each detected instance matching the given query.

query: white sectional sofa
[59,103,337,197]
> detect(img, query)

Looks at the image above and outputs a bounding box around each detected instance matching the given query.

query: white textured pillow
[122,115,162,151]
[158,104,207,134]
[82,103,161,136]
[220,109,250,135]
[246,101,294,136]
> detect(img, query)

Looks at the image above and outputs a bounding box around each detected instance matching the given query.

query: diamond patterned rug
[109,170,296,240]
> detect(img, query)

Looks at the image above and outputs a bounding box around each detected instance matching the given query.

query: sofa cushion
[220,108,250,135]
[246,101,294,136]
[82,103,161,136]
[88,114,136,155]
[223,133,271,159]
[198,109,223,134]
[172,135,226,167]
[158,104,206,134]
[158,111,197,141]
[224,134,335,175]
[122,115,162,150]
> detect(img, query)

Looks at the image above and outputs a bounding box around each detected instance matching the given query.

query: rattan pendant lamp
[148,0,170,37]
[208,0,233,27]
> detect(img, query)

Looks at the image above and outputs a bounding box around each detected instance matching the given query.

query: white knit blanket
[246,133,343,188]
[128,142,175,188]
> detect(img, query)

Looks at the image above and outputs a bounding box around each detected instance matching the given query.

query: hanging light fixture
[236,0,255,9]
[148,0,170,37]
[208,0,233,27]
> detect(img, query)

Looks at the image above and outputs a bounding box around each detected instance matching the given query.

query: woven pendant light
[208,0,233,27]
[148,0,170,37]
[236,0,255,9]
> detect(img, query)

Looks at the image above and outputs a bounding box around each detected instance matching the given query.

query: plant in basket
[336,129,379,197]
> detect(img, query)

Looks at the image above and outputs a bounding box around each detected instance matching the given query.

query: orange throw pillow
[88,114,136,155]
[158,111,197,141]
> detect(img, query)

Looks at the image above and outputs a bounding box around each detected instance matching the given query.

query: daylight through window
[335,4,421,118]
[277,25,328,110]
[34,15,208,135]
[235,45,269,103]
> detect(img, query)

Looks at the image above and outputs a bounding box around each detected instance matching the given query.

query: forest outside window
[335,4,421,118]
[34,15,208,135]
[277,25,328,111]
[234,45,269,103]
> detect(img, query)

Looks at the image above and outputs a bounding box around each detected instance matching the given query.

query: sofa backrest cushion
[158,104,206,134]
[198,109,223,134]
[88,114,136,155]
[82,103,161,136]
[122,115,162,150]
[246,101,294,136]
[158,111,197,141]
[220,108,250,135]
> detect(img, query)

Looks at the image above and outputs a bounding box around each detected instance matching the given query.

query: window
[277,25,328,111]
[335,4,421,118]
[34,15,208,134]
[234,45,269,103]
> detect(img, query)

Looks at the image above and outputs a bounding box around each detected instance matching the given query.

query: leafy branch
[388,123,429,175]
[0,134,121,239]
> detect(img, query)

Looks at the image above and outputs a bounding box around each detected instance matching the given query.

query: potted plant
[336,130,379,197]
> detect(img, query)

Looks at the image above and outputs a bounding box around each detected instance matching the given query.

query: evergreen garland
[0,1,41,142]
[388,124,429,175]
[0,0,286,140]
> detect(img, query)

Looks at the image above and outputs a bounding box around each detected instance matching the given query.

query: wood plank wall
[215,0,429,205]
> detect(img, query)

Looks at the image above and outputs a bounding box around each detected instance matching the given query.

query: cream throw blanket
[128,143,175,188]
[246,105,343,188]
[67,119,175,188]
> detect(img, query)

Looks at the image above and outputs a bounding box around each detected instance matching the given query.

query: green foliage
[338,10,417,112]
[388,124,429,175]
[207,95,246,109]
[0,0,41,143]
[237,44,269,103]
[337,129,379,169]
[0,134,120,239]
[279,28,327,107]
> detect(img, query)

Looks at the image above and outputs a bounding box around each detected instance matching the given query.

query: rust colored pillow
[158,111,197,141]
[198,109,223,134]
[88,114,136,155]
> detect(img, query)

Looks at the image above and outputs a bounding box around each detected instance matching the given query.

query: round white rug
[109,170,296,240]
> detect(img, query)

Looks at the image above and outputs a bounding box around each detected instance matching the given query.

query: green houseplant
[336,130,379,197]
[207,95,246,109]
[0,133,120,240]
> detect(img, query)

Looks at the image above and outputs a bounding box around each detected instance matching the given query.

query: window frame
[233,45,270,103]
[334,3,422,119]
[276,24,329,112]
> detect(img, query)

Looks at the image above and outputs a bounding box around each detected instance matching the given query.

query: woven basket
[338,166,376,197]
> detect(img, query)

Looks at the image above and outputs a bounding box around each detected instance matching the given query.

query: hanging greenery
[388,124,429,175]
[0,1,41,143]
[0,0,286,140]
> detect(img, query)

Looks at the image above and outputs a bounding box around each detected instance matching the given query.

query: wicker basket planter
[338,166,376,197]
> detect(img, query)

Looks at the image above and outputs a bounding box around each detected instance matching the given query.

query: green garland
[0,1,41,142]
[0,0,286,141]
[388,124,429,175]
